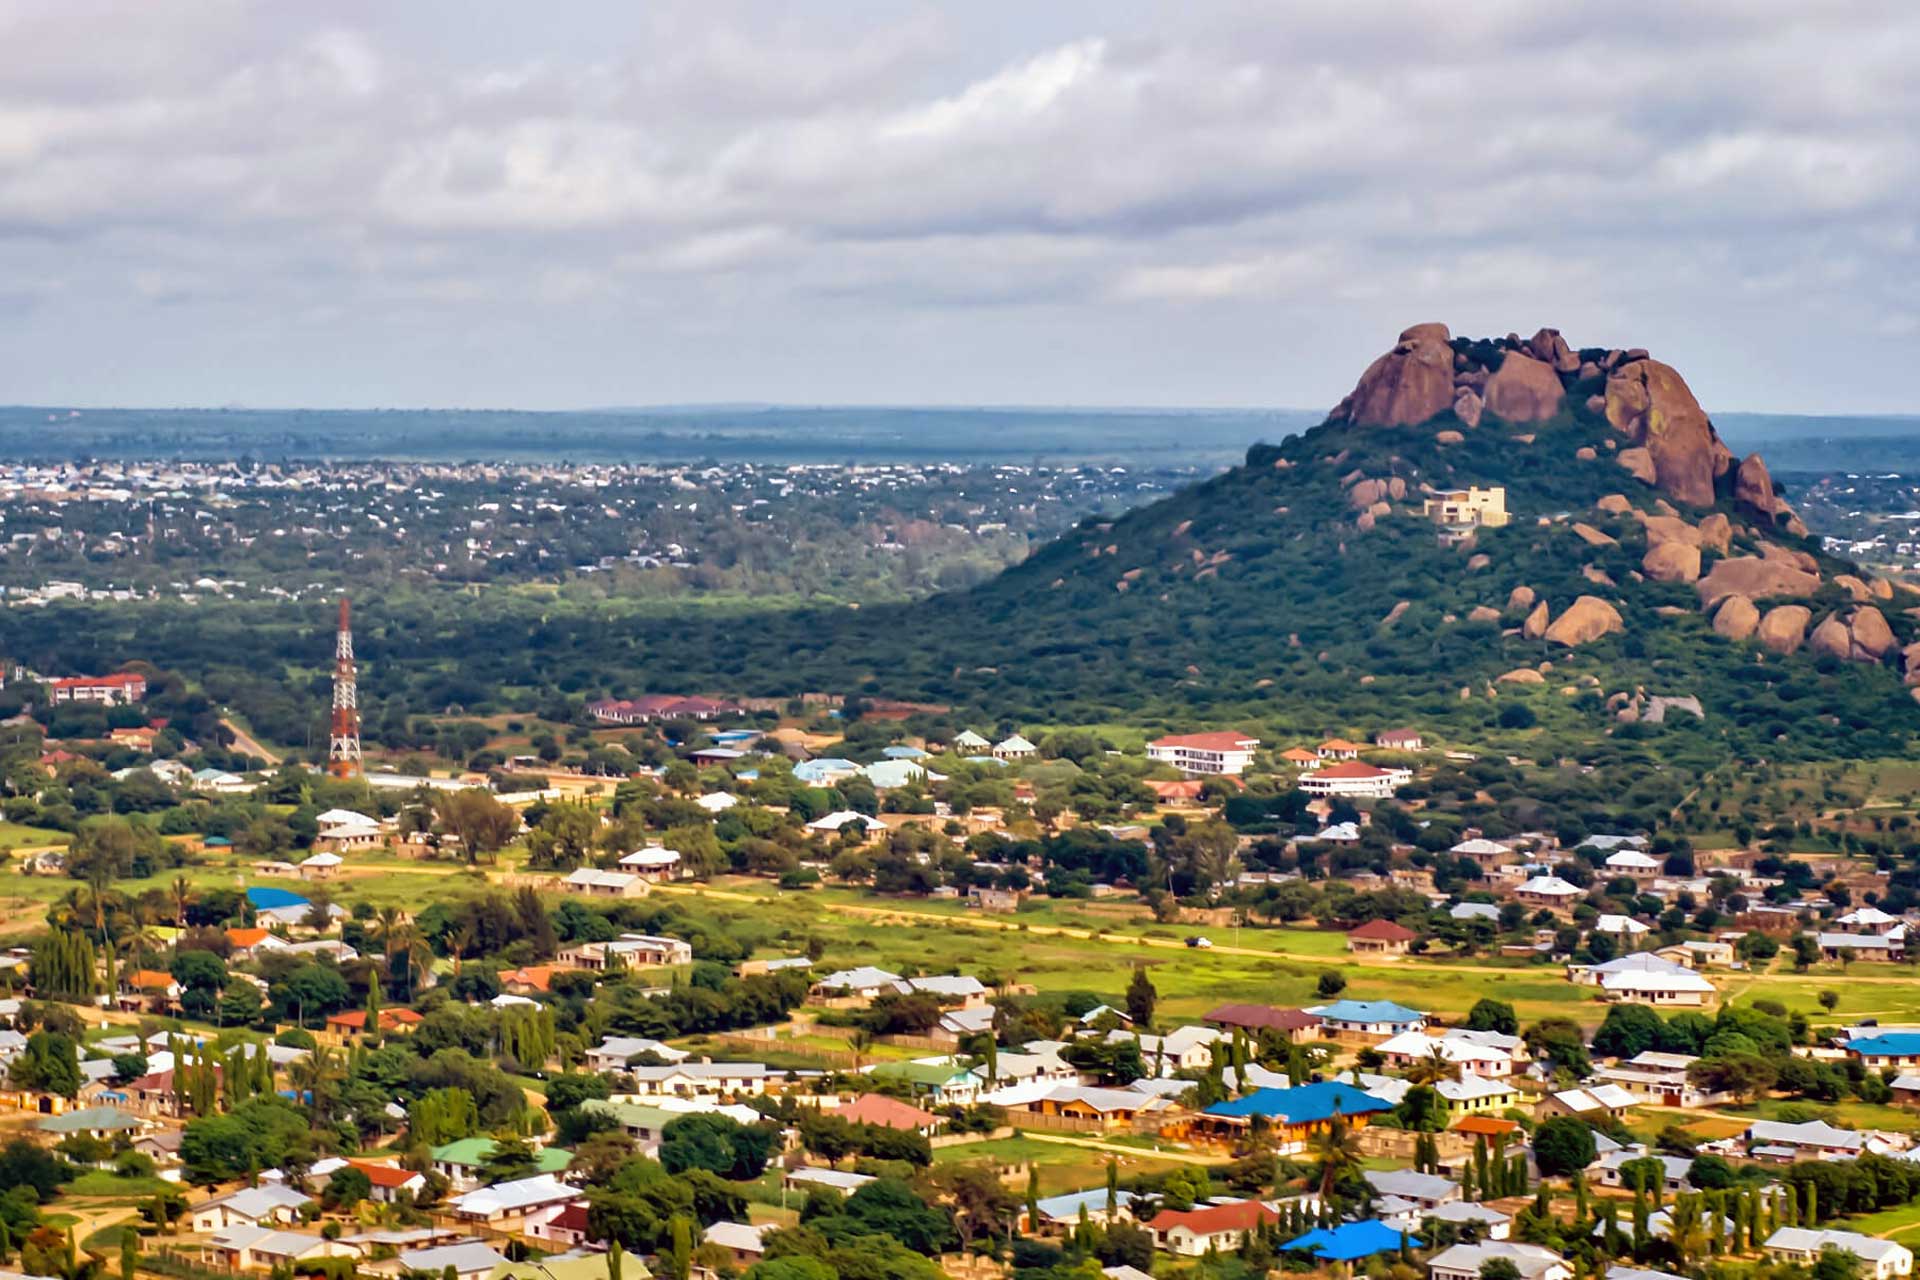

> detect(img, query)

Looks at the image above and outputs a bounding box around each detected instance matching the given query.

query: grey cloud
[0,0,1914,411]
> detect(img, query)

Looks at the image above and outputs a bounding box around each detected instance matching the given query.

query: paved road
[220,717,282,765]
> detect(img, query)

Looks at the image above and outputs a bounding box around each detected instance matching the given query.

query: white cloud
[0,0,1914,411]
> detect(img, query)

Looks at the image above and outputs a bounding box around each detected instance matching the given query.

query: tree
[0,1140,71,1203]
[1533,1117,1598,1178]
[324,1167,372,1211]
[1818,990,1840,1014]
[660,1114,775,1182]
[1591,1004,1664,1060]
[1124,967,1157,1029]
[8,1032,81,1099]
[1465,999,1518,1036]
[1480,1260,1522,1280]
[1315,971,1347,999]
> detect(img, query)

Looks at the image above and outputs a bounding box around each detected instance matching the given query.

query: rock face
[1522,600,1550,639]
[1617,447,1657,486]
[1484,352,1566,422]
[1544,595,1624,646]
[1468,605,1501,623]
[1757,605,1812,655]
[1498,667,1546,684]
[1642,540,1701,583]
[1453,387,1484,429]
[1696,556,1821,608]
[1338,323,1457,426]
[1603,359,1729,507]
[1810,613,1853,661]
[1572,523,1617,547]
[1508,585,1536,612]
[1853,606,1896,658]
[1713,594,1760,640]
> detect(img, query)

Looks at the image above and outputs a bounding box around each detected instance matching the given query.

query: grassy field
[930,1133,1209,1195]
[0,821,74,850]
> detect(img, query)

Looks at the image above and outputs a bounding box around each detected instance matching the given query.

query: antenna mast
[328,597,362,778]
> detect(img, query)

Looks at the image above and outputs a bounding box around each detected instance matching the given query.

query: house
[1299,761,1410,799]
[806,810,888,837]
[1317,738,1363,760]
[1347,918,1418,955]
[1603,848,1661,878]
[430,1140,573,1193]
[117,969,181,1014]
[298,852,344,880]
[1570,953,1716,1007]
[191,1185,315,1233]
[558,934,692,970]
[200,1227,350,1272]
[1592,1052,1726,1107]
[1307,999,1426,1042]
[1029,1086,1172,1126]
[616,847,685,880]
[345,1160,427,1203]
[1592,914,1650,938]
[1420,487,1511,535]
[991,735,1037,761]
[703,1222,773,1270]
[448,1174,580,1225]
[838,1092,941,1135]
[1279,747,1323,770]
[562,868,648,898]
[36,1106,145,1140]
[1149,1200,1282,1256]
[1192,1082,1391,1151]
[1364,1169,1460,1211]
[519,1205,599,1253]
[225,927,288,961]
[1847,1033,1920,1070]
[967,886,1021,913]
[783,1167,876,1196]
[793,758,861,785]
[313,808,384,854]
[952,730,991,752]
[585,1035,689,1072]
[1820,929,1906,962]
[324,1008,424,1040]
[398,1243,512,1280]
[811,965,904,1000]
[1113,1024,1222,1073]
[1744,1118,1867,1161]
[1428,1242,1568,1280]
[1025,1188,1139,1235]
[694,792,738,813]
[1146,731,1260,776]
[1283,1220,1420,1264]
[1374,729,1424,751]
[1536,1085,1637,1122]
[1591,1146,1691,1194]
[1450,837,1514,866]
[1374,1030,1514,1079]
[1764,1229,1912,1280]
[1515,875,1584,910]
[622,1062,775,1098]
[48,672,148,705]
[864,1060,981,1106]
[1202,1004,1323,1044]
[1427,1201,1513,1240]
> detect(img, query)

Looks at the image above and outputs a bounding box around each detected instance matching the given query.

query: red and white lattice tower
[328,597,362,778]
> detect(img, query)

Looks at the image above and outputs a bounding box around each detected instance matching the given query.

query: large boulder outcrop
[1851,606,1896,660]
[1337,324,1458,427]
[1695,556,1820,608]
[1810,613,1854,661]
[1527,327,1580,373]
[1522,600,1551,639]
[1603,359,1729,507]
[1757,605,1812,655]
[1617,447,1657,487]
[1484,352,1566,422]
[1713,594,1760,640]
[1643,541,1701,583]
[1453,387,1484,429]
[1544,595,1624,646]
[1508,585,1536,612]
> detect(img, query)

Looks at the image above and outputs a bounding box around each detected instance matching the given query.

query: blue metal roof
[1849,1033,1920,1057]
[1284,1220,1418,1261]
[1203,1081,1390,1125]
[1313,999,1424,1024]
[245,887,309,910]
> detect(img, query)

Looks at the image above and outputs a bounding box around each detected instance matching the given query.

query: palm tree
[448,922,474,977]
[170,876,196,933]
[1309,1112,1363,1204]
[290,1045,343,1125]
[390,924,433,1000]
[1407,1046,1461,1087]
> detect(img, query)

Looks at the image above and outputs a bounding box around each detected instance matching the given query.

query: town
[0,602,1915,1280]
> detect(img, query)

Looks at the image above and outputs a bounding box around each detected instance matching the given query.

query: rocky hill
[933,323,1920,758]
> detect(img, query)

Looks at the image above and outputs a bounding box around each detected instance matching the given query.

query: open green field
[0,821,74,849]
[930,1133,1210,1195]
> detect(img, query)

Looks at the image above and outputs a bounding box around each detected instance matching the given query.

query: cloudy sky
[2,0,1915,413]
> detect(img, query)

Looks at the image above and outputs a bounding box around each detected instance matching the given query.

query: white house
[1428,1242,1570,1280]
[190,1185,315,1233]
[1298,761,1410,799]
[617,846,685,880]
[1765,1229,1912,1280]
[1146,732,1260,776]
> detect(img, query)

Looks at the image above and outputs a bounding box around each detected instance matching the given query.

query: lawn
[65,1171,177,1197]
[930,1133,1207,1195]
[0,821,73,849]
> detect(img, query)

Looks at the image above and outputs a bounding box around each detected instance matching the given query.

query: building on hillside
[1188,1082,1392,1152]
[429,1140,573,1193]
[1148,1200,1283,1256]
[1201,1004,1323,1044]
[561,868,649,899]
[1373,729,1424,751]
[1515,875,1584,911]
[837,1092,940,1135]
[1024,1188,1139,1235]
[1346,918,1417,955]
[1146,731,1260,776]
[1535,1085,1636,1123]
[1307,999,1426,1042]
[1427,1242,1568,1280]
[617,847,686,880]
[1575,953,1716,1007]
[190,1185,315,1233]
[1298,761,1411,800]
[1763,1229,1912,1280]
[1279,747,1322,771]
[49,672,149,705]
[1743,1118,1868,1161]
[1845,1033,1920,1070]
[1421,487,1511,538]
[1591,1052,1727,1107]
[991,735,1037,761]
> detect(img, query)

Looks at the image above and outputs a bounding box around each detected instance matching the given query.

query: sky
[1,0,1916,414]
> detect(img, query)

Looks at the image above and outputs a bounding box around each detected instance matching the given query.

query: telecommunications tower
[328,597,362,778]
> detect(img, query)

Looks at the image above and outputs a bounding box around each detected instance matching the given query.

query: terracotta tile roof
[1347,918,1418,942]
[839,1092,936,1131]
